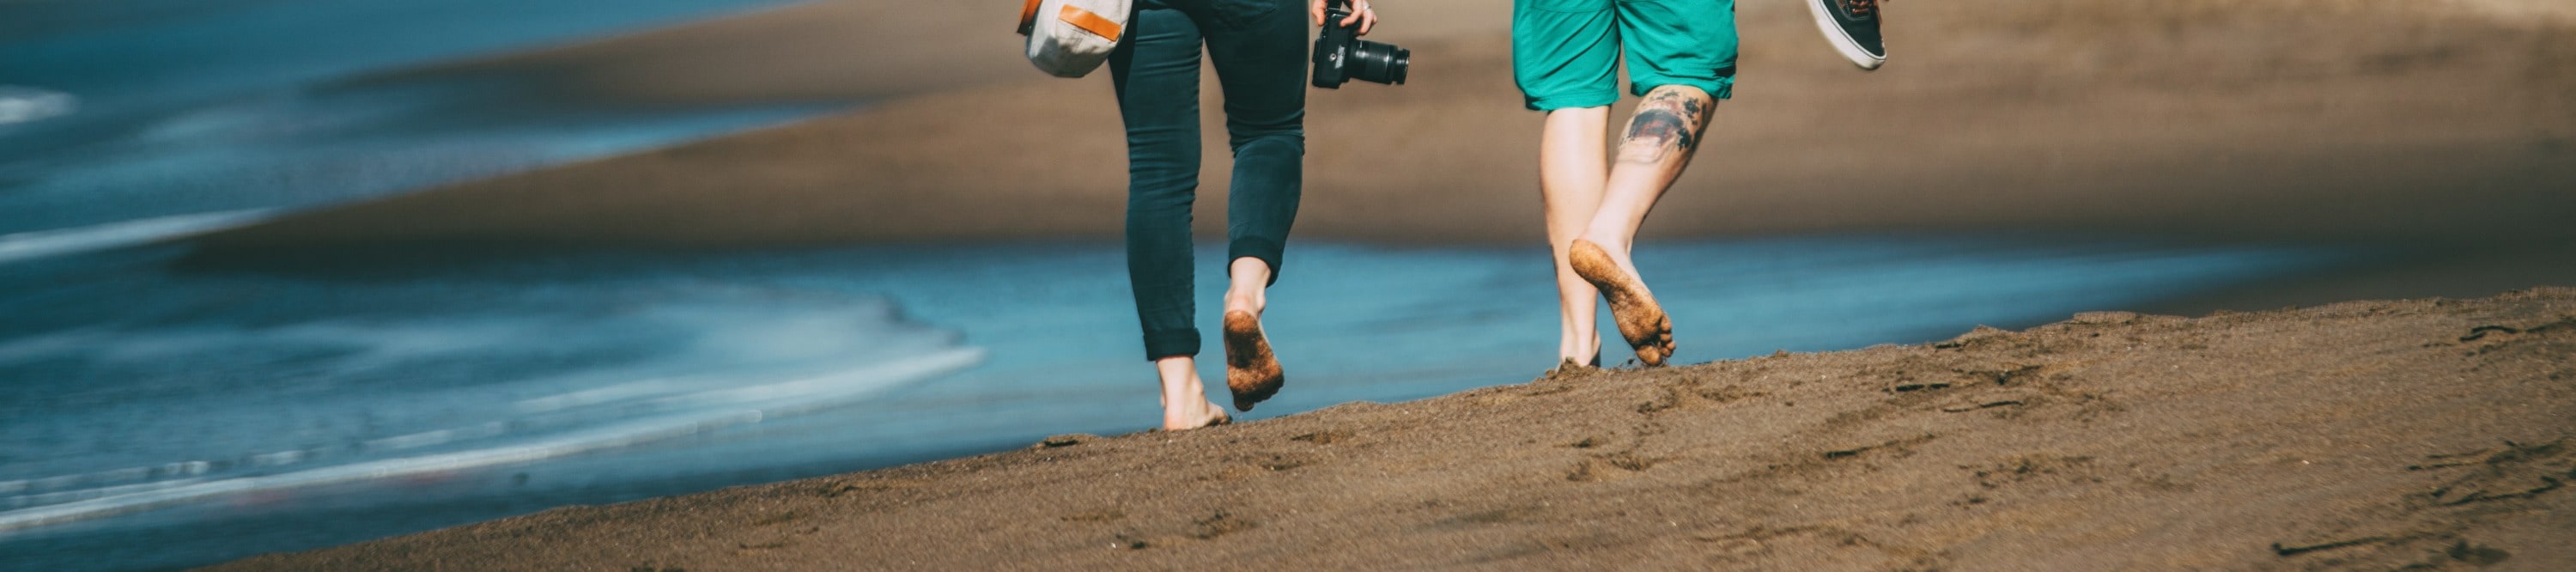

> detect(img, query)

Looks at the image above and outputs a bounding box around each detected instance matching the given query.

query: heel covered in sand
[1569,240,1676,367]
[1222,310,1285,411]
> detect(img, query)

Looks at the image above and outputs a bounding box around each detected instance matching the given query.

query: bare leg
[1221,257,1285,411]
[1576,85,1715,365]
[1155,356,1230,430]
[1540,106,1610,367]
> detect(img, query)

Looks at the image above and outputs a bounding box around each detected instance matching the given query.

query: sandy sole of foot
[1570,240,1676,367]
[1223,310,1285,411]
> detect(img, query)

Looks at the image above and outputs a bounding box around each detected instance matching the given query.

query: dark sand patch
[209,288,2576,569]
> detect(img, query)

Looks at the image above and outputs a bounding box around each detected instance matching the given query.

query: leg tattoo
[1617,87,1712,165]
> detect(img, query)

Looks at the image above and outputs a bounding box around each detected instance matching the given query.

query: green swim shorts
[1512,0,1738,111]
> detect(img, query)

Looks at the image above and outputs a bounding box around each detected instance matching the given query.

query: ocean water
[0,1,2367,569]
[0,0,825,242]
[0,237,2348,569]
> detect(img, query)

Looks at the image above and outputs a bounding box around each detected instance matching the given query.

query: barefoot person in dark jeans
[1111,0,1380,430]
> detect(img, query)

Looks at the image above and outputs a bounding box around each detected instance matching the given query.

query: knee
[1126,161,1200,210]
[1225,123,1303,153]
[1631,86,1712,129]
[1642,85,1713,106]
[1224,107,1303,149]
[1126,137,1202,186]
[1228,131,1303,157]
[1615,86,1714,163]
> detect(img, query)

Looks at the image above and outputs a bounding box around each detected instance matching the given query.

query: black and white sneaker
[1804,0,1886,70]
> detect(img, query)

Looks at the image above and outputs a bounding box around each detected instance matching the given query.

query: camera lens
[1346,40,1409,85]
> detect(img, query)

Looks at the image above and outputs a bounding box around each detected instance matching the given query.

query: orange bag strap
[1057,4,1122,40]
[1018,0,1042,35]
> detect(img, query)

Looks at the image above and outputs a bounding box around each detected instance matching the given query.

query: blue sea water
[0,1,2367,569]
[0,0,824,240]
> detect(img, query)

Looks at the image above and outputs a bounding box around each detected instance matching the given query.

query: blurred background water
[0,0,820,241]
[0,0,2373,569]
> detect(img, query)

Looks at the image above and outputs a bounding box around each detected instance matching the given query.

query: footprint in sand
[1224,310,1285,411]
[1570,240,1676,366]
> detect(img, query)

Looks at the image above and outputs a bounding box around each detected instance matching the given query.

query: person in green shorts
[1516,0,1894,368]
[1514,0,1739,368]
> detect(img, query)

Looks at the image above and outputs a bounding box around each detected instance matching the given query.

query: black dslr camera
[1310,0,1409,88]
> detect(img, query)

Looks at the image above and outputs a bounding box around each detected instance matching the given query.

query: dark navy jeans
[1109,0,1306,360]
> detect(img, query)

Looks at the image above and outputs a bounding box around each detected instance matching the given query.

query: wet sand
[210,288,2576,569]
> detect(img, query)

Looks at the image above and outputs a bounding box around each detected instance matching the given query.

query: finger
[1310,1,1326,25]
[1359,10,1376,34]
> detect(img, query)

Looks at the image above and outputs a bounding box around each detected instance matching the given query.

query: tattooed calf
[1617,87,1712,165]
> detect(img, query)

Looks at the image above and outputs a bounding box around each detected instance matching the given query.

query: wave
[0,209,277,265]
[0,87,77,125]
[0,346,981,532]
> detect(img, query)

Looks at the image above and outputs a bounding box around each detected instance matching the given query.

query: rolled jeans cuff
[1141,327,1202,361]
[1229,236,1286,286]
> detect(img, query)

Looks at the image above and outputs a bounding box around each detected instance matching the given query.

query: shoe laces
[1843,0,1875,17]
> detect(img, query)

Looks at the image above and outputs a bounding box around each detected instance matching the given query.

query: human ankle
[1577,232,1631,254]
[1224,258,1273,314]
[1224,289,1266,316]
[1161,374,1203,399]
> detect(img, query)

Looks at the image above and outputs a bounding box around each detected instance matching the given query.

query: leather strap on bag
[1057,4,1122,40]
[1018,0,1043,35]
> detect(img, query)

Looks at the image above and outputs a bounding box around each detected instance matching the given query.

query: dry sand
[211,288,2576,569]
[197,0,2576,251]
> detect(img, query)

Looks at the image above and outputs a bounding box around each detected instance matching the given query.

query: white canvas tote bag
[1018,0,1133,78]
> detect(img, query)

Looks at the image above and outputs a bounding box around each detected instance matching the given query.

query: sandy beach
[155,0,2576,568]
[209,288,2576,569]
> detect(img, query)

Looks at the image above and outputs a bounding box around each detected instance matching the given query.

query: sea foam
[0,87,76,125]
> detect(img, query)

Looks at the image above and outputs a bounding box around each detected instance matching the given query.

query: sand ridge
[209,288,2576,569]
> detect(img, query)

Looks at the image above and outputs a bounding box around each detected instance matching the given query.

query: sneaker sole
[1802,0,1886,70]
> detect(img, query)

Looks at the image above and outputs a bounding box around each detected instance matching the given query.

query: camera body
[1310,0,1409,88]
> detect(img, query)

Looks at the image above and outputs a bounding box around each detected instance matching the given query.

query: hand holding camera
[1309,0,1376,34]
[1310,0,1409,88]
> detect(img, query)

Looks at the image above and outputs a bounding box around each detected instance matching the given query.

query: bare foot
[1223,310,1285,411]
[1569,239,1675,366]
[1548,357,1595,377]
[1153,356,1230,430]
[1163,396,1231,431]
[1560,332,1602,368]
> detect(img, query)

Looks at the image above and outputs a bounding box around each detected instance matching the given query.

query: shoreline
[189,0,2574,252]
[179,0,2576,315]
[210,288,2576,569]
